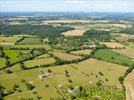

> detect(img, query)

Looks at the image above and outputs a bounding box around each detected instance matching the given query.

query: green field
[93,49,134,67]
[3,50,20,64]
[17,38,43,45]
[3,50,34,64]
[24,57,56,68]
[11,44,51,50]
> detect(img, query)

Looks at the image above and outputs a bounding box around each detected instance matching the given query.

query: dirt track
[124,71,134,100]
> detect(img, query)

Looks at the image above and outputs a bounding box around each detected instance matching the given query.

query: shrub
[68,79,73,83]
[48,69,52,73]
[45,84,49,88]
[25,83,35,90]
[5,69,13,74]
[96,81,102,86]
[98,71,103,76]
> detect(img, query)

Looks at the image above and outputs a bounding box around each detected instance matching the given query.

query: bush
[5,69,13,74]
[96,81,102,86]
[25,83,35,90]
[45,84,49,88]
[13,84,19,90]
[48,69,52,73]
[68,79,73,83]
[98,71,103,76]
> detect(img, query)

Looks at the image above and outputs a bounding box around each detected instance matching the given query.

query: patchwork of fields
[0,18,134,100]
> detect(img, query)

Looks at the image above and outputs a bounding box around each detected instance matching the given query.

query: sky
[0,0,134,12]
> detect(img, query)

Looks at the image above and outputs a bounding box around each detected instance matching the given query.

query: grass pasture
[52,52,81,61]
[93,49,134,67]
[3,49,33,64]
[0,58,127,100]
[10,44,51,50]
[24,57,56,68]
[3,50,20,64]
[17,37,42,45]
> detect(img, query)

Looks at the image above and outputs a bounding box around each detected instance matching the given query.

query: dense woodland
[0,25,74,37]
[83,29,111,41]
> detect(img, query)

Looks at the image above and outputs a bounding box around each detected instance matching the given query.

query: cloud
[65,0,86,5]
[0,0,134,12]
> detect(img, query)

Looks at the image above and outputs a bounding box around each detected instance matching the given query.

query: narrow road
[124,71,134,100]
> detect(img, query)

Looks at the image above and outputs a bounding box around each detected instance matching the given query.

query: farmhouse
[38,73,51,79]
[81,45,97,49]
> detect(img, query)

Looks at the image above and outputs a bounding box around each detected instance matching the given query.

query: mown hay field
[124,71,134,100]
[52,52,81,61]
[113,48,134,59]
[70,49,92,56]
[101,42,125,49]
[61,29,86,36]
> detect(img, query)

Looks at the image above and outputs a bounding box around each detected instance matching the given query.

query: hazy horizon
[0,0,134,13]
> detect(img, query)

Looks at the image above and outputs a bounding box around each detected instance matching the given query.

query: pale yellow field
[113,48,134,59]
[70,49,92,56]
[24,57,55,68]
[42,19,90,24]
[101,42,126,49]
[124,71,134,100]
[0,58,6,69]
[35,53,50,59]
[61,29,86,36]
[0,36,22,45]
[52,52,81,61]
